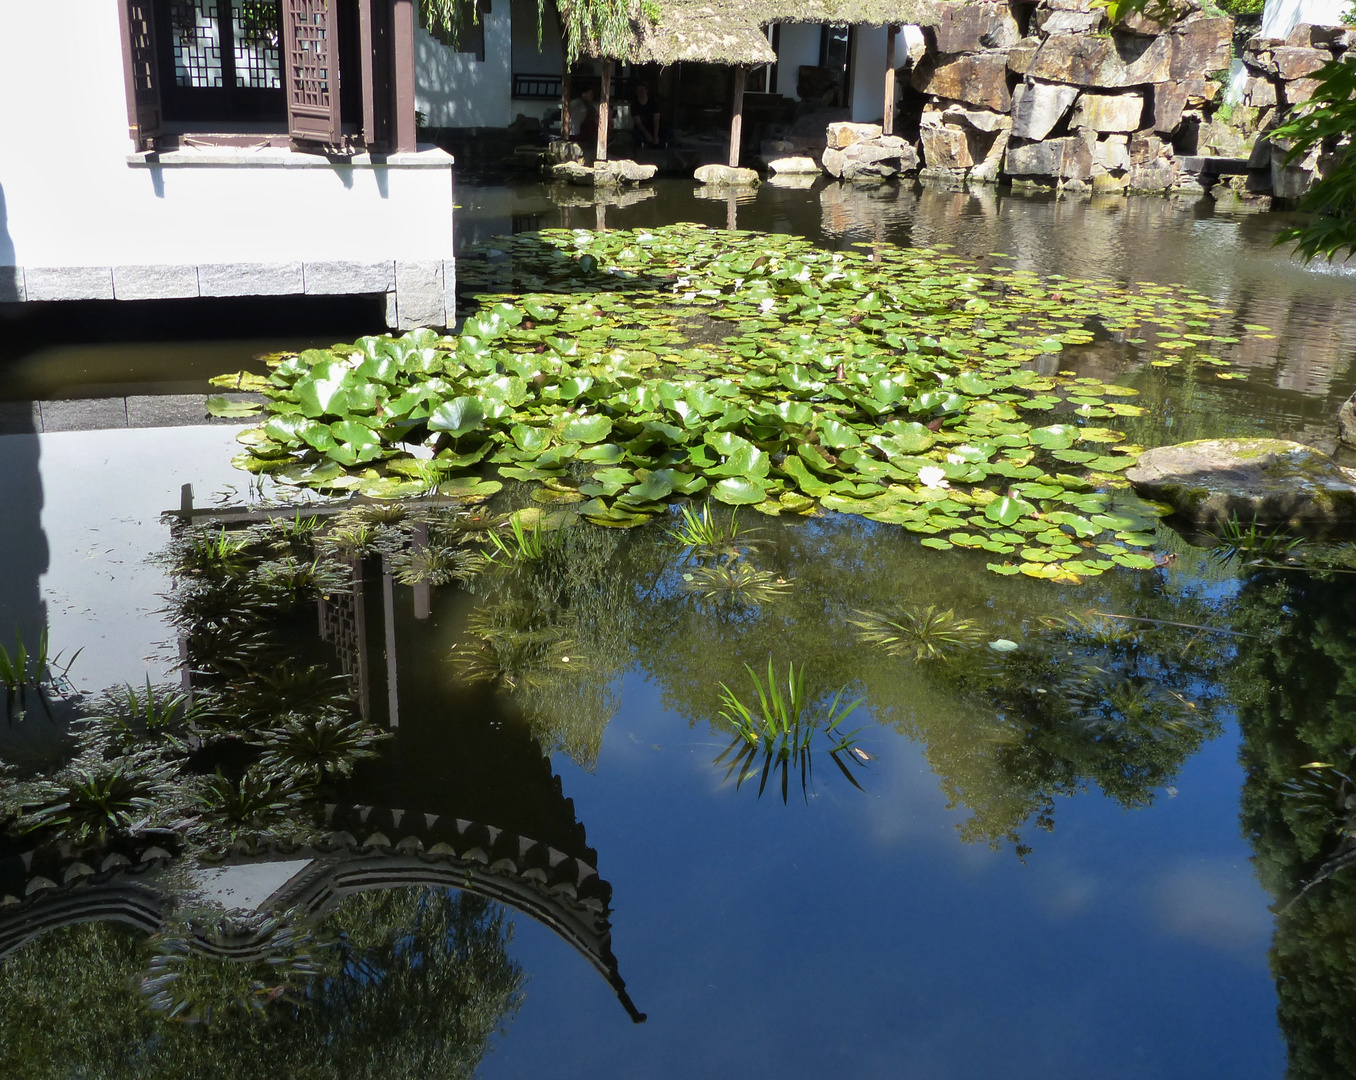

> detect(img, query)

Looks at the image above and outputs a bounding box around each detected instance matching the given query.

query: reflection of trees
[1230,570,1356,1080]
[501,508,1232,849]
[0,888,522,1080]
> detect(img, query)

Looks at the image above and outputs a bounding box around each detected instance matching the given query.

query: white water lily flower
[946,453,965,465]
[759,298,775,312]
[918,466,949,489]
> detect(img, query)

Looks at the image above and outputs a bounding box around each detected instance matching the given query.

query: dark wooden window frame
[118,0,418,153]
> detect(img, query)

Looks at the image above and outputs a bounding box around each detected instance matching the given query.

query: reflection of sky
[483,671,1282,1080]
[5,425,250,692]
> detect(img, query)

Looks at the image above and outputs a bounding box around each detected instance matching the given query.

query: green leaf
[712,478,770,505]
[559,414,614,443]
[984,496,1037,527]
[428,397,485,438]
[205,395,262,418]
[817,416,862,449]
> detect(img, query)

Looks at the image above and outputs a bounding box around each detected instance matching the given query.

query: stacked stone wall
[798,2,1349,202]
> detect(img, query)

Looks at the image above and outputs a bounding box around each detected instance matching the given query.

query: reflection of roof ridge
[0,807,646,1024]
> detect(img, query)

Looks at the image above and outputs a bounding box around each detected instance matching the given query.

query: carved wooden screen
[282,0,342,143]
[118,0,163,148]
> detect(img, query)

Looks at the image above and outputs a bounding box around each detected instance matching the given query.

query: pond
[2,179,1356,1080]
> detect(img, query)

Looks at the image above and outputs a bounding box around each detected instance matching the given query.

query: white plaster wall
[850,25,889,124]
[416,17,514,128]
[0,1,454,270]
[776,22,825,102]
[510,0,565,122]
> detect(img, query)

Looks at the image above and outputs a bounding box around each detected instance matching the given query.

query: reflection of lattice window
[428,0,490,62]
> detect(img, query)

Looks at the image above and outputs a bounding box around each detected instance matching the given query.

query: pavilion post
[883,25,898,136]
[597,59,612,163]
[561,65,572,142]
[729,65,747,168]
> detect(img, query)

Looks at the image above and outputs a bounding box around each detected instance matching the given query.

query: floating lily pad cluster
[220,225,1252,581]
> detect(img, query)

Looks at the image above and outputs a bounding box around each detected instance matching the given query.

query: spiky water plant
[391,542,485,586]
[1211,515,1306,567]
[0,627,80,693]
[256,713,389,788]
[191,766,298,832]
[849,605,985,662]
[486,515,559,564]
[173,527,255,580]
[23,747,181,844]
[682,561,790,606]
[667,504,761,558]
[76,678,200,753]
[714,658,865,803]
[319,522,379,558]
[451,600,580,691]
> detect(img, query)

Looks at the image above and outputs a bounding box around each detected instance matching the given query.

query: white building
[0,0,456,329]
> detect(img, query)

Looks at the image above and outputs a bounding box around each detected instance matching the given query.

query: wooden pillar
[596,60,613,163]
[392,0,418,152]
[883,25,898,136]
[561,66,572,141]
[726,191,737,231]
[729,65,746,168]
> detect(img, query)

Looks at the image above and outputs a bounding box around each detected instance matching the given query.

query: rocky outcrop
[693,164,760,186]
[802,2,1338,201]
[821,124,919,183]
[553,160,657,186]
[1126,439,1356,530]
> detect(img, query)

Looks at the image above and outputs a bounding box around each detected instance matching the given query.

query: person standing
[632,81,663,149]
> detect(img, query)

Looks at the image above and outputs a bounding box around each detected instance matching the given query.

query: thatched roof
[563,0,936,66]
[566,0,777,64]
[756,0,937,25]
[629,1,778,64]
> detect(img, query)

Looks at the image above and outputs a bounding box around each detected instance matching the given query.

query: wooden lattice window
[282,0,342,142]
[118,0,413,150]
[118,0,163,148]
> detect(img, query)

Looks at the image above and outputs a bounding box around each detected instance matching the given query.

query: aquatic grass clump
[76,678,200,753]
[0,627,80,694]
[715,659,867,803]
[850,605,985,662]
[257,713,390,789]
[221,225,1253,583]
[23,747,182,844]
[681,561,791,606]
[667,504,762,559]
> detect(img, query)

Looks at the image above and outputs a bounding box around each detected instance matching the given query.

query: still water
[2,180,1356,1079]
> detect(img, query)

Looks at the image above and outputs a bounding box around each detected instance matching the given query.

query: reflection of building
[0,536,646,1023]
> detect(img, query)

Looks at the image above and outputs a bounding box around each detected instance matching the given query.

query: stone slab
[112,264,200,301]
[304,261,396,295]
[189,859,314,912]
[766,156,821,175]
[693,164,760,186]
[1071,91,1145,133]
[38,398,129,432]
[913,52,1012,112]
[394,260,447,330]
[826,122,882,149]
[126,394,217,428]
[1011,81,1080,142]
[197,262,304,298]
[24,266,114,302]
[1127,438,1356,530]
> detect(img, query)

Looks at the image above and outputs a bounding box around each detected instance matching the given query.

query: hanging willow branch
[419,0,639,64]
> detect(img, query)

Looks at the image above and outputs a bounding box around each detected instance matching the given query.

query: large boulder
[1168,17,1234,80]
[1011,80,1079,141]
[597,159,658,185]
[932,1,1022,52]
[552,161,595,185]
[766,155,821,175]
[1339,391,1356,447]
[913,52,1012,112]
[921,125,975,170]
[693,164,759,186]
[1028,33,1172,88]
[827,122,882,149]
[1125,439,1356,529]
[1070,91,1145,133]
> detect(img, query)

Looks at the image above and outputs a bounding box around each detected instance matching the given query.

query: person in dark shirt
[632,81,663,148]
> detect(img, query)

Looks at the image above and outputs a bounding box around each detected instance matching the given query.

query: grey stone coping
[125,146,454,169]
[0,394,257,436]
[0,260,435,303]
